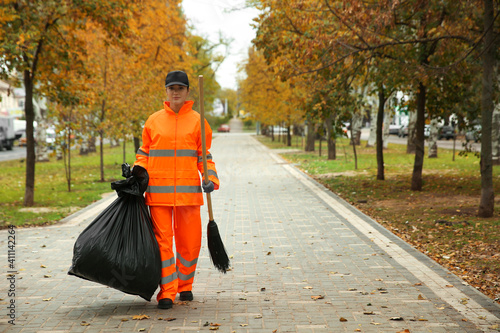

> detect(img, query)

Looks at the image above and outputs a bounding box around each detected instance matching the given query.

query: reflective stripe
[176,252,198,268]
[178,270,196,281]
[162,257,175,268]
[150,149,197,157]
[137,148,148,157]
[208,170,219,179]
[176,149,198,157]
[148,185,202,194]
[198,154,212,163]
[150,149,175,157]
[161,272,177,285]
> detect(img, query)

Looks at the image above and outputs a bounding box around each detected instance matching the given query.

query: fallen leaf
[418,294,425,300]
[240,324,248,327]
[43,275,51,278]
[390,317,404,321]
[164,317,176,321]
[414,283,422,286]
[445,285,454,288]
[363,311,375,315]
[311,295,324,300]
[138,329,145,332]
[211,323,221,327]
[254,314,263,319]
[489,324,499,329]
[80,321,90,326]
[339,317,348,322]
[348,288,357,291]
[396,330,410,333]
[370,322,382,325]
[132,315,150,320]
[43,297,52,301]
[460,298,468,305]
[40,265,47,268]
[209,328,219,331]
[303,286,313,289]
[121,319,129,322]
[418,318,428,321]
[204,322,210,327]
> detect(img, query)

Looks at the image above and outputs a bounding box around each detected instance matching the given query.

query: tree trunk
[478,0,495,217]
[350,125,358,170]
[89,136,97,153]
[305,118,316,152]
[123,139,127,164]
[67,125,72,192]
[367,106,377,147]
[134,136,140,155]
[428,118,439,158]
[351,112,362,146]
[287,124,291,147]
[406,110,417,154]
[23,69,36,207]
[376,88,386,180]
[325,114,336,160]
[100,130,104,182]
[411,82,426,191]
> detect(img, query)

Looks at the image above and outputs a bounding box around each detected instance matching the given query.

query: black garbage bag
[68,164,161,301]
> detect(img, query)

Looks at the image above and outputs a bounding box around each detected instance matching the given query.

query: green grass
[0,143,137,228]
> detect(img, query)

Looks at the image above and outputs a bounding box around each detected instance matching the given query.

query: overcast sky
[182,0,260,91]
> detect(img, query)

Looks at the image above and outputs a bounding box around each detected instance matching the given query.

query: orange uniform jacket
[134,100,219,206]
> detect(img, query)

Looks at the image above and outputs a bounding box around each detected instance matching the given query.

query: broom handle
[198,75,214,221]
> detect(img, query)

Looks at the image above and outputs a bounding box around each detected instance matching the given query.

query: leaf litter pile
[318,172,500,304]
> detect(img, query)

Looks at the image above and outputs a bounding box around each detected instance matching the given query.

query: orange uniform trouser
[149,205,202,302]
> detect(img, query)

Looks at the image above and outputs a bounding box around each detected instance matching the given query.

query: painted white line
[270,152,499,329]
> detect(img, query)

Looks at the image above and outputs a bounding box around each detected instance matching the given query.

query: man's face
[166,85,189,106]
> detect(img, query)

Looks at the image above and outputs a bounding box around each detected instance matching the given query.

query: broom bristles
[207,220,230,273]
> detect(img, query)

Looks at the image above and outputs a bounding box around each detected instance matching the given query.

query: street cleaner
[134,70,220,309]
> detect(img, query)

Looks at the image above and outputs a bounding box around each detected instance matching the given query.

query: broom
[198,75,230,273]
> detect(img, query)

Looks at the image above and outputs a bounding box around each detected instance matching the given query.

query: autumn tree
[250,0,496,209]
[239,47,303,145]
[0,0,136,206]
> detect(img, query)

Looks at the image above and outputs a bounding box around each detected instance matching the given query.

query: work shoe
[157,298,173,309]
[179,291,193,301]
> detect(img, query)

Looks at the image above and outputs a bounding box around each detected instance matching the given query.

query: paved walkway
[1,133,499,333]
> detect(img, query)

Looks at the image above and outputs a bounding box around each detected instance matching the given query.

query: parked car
[465,125,481,142]
[398,124,408,137]
[438,125,456,140]
[217,124,230,133]
[389,124,400,135]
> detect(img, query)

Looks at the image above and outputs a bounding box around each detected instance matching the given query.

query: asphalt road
[0,146,26,162]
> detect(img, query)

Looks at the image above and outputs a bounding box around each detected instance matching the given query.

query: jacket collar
[164,100,194,115]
